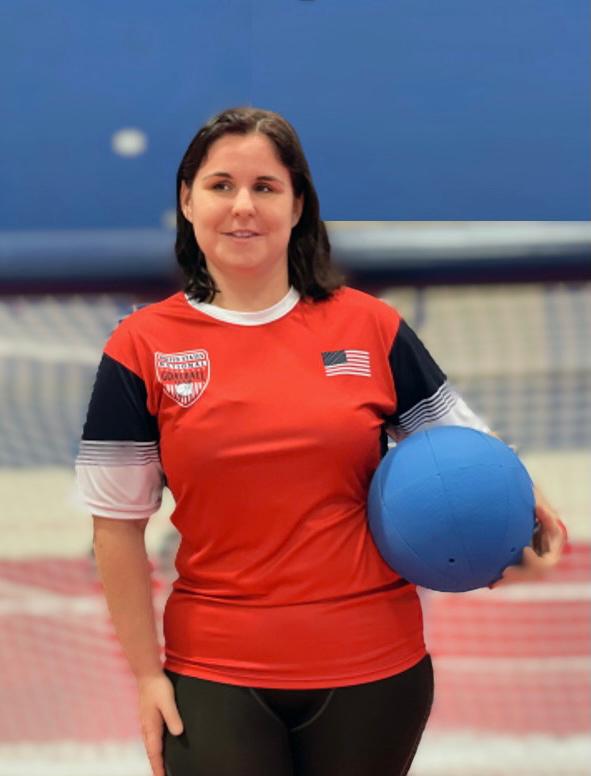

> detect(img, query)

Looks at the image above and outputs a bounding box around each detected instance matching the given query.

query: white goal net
[1,282,589,776]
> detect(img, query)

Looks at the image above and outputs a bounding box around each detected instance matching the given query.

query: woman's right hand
[137,672,184,776]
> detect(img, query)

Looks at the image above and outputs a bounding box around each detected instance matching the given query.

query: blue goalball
[367,426,536,592]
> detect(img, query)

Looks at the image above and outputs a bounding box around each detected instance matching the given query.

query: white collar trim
[185,287,300,326]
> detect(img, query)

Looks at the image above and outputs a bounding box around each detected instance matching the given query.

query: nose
[231,186,255,217]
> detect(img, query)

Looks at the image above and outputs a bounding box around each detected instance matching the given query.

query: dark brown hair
[175,107,343,302]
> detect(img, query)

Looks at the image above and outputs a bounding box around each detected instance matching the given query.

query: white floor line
[429,582,591,602]
[1,575,589,619]
[0,579,106,617]
[412,732,591,776]
[432,655,590,672]
[1,734,590,776]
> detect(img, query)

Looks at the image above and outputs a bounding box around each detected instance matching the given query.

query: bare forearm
[93,516,162,681]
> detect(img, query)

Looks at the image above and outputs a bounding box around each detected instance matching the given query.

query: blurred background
[0,1,589,775]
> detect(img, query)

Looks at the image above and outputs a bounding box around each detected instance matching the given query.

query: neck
[209,265,290,312]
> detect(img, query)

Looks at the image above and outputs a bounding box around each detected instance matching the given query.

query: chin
[215,258,270,274]
[218,249,271,267]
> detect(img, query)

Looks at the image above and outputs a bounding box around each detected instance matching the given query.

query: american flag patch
[321,350,371,377]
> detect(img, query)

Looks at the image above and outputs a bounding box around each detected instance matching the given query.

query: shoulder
[104,292,186,363]
[301,287,403,353]
[108,291,186,344]
[321,286,402,327]
[116,292,185,332]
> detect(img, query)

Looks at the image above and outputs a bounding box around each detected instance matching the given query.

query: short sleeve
[75,325,164,520]
[387,319,489,440]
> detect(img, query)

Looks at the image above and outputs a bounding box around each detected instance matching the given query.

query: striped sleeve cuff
[75,441,164,520]
[76,440,161,465]
[389,382,491,440]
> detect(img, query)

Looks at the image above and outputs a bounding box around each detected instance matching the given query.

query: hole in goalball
[448,558,455,564]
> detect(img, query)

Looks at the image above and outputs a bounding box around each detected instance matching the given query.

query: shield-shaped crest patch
[155,350,210,407]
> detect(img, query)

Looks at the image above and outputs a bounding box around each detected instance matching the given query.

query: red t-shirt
[77,286,478,688]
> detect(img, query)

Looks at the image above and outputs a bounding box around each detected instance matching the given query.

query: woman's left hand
[493,487,568,586]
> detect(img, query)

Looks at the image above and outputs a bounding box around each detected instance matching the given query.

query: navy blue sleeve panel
[82,352,159,442]
[385,319,491,441]
[387,319,447,423]
[76,351,163,518]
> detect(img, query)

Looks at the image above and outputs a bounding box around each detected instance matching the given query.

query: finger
[501,564,530,583]
[500,568,541,585]
[522,546,547,567]
[535,506,562,534]
[533,513,566,560]
[142,714,165,776]
[501,548,547,582]
[524,545,556,568]
[161,698,184,736]
[539,513,569,557]
[534,498,565,534]
[532,523,563,560]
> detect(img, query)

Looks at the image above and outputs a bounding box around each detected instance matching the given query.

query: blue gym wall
[1,0,589,230]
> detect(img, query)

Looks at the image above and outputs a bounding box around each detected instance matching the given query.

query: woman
[76,107,566,776]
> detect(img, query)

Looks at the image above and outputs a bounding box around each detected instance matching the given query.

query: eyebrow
[202,171,284,183]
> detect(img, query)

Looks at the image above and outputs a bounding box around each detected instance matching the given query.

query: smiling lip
[224,231,261,238]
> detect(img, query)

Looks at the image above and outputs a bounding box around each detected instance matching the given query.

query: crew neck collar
[184,286,300,326]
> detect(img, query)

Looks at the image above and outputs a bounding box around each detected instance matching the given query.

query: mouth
[223,230,261,239]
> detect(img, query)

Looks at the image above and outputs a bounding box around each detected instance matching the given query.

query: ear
[292,195,304,228]
[180,181,193,222]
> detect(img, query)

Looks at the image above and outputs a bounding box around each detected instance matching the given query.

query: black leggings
[163,655,433,776]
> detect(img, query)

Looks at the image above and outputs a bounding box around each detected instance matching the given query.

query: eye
[212,180,232,191]
[255,183,274,193]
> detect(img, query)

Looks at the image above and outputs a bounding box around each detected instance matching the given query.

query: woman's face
[181,132,303,283]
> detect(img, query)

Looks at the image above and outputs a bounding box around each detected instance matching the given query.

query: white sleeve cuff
[75,462,164,520]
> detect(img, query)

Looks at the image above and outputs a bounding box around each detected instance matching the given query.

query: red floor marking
[1,544,589,743]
